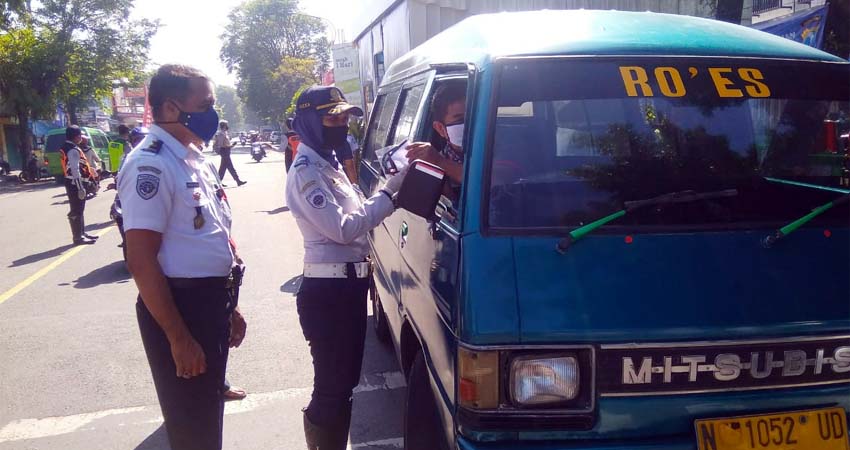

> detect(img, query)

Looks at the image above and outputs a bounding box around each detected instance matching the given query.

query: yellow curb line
[0,226,115,306]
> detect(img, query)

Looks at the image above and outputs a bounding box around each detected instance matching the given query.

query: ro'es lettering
[618,66,771,98]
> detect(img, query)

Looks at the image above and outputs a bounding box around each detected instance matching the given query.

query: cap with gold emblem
[296,86,364,117]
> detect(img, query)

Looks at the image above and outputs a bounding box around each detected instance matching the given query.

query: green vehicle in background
[43,126,114,180]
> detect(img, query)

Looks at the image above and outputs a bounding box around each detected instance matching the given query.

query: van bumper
[457,436,694,450]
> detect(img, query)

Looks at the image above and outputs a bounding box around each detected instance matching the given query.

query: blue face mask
[165,102,220,142]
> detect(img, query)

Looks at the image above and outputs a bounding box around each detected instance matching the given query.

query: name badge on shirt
[186,181,200,188]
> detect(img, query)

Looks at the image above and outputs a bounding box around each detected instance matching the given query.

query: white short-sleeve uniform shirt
[118,125,234,278]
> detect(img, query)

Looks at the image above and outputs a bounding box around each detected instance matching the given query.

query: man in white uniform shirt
[118,64,247,450]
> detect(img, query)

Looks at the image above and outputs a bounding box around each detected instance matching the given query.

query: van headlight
[510,355,579,406]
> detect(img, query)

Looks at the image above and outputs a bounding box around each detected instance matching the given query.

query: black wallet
[396,160,446,219]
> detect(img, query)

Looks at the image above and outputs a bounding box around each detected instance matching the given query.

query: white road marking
[0,386,311,443]
[353,371,406,394]
[0,371,406,444]
[0,406,148,442]
[350,437,404,448]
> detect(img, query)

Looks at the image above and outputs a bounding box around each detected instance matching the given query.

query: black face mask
[321,125,348,150]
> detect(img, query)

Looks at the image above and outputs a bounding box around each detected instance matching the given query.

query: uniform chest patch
[306,188,328,209]
[136,173,160,200]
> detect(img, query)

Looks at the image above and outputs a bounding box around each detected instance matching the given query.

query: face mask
[446,123,464,148]
[165,102,220,142]
[322,125,348,150]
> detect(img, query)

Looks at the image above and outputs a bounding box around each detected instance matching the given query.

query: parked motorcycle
[18,152,50,183]
[251,142,267,162]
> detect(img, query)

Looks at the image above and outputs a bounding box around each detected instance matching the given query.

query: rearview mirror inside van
[396,160,445,220]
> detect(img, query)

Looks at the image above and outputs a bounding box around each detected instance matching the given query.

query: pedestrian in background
[214,120,246,186]
[119,64,247,450]
[60,126,98,246]
[285,86,408,449]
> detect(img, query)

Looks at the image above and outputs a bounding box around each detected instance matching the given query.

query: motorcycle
[109,195,126,262]
[84,177,100,199]
[239,133,247,146]
[251,142,267,162]
[17,152,50,183]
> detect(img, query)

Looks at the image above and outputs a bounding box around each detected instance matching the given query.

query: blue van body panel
[383,10,845,86]
[459,233,520,344]
[511,229,850,343]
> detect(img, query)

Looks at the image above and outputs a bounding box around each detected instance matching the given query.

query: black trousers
[63,179,86,219]
[296,276,369,430]
[136,283,232,450]
[217,148,241,182]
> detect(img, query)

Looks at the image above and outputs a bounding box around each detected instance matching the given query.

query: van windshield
[487,58,850,231]
[45,134,66,153]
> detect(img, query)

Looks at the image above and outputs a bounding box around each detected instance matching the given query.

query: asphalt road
[0,146,406,450]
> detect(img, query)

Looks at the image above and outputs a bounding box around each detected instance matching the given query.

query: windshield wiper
[762,193,850,248]
[555,189,739,254]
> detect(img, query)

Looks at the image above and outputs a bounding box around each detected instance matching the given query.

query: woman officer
[284,86,407,449]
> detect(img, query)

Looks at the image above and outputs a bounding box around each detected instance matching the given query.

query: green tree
[0,0,156,167]
[215,85,245,131]
[220,0,328,124]
[0,28,61,167]
[56,18,157,124]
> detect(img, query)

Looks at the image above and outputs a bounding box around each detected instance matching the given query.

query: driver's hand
[405,142,444,166]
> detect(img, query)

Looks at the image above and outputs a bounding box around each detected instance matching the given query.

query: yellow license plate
[695,407,849,450]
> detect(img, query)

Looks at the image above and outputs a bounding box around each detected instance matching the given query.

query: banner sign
[332,43,363,109]
[753,4,829,50]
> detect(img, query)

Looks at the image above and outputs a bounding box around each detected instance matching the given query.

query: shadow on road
[73,260,131,289]
[280,274,302,295]
[259,206,289,215]
[0,178,60,195]
[8,243,75,267]
[84,220,114,232]
[51,199,70,205]
[133,424,168,450]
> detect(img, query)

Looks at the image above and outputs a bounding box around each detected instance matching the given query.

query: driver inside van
[405,81,466,186]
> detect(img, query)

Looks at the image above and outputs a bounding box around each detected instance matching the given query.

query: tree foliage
[215,85,245,131]
[220,0,328,124]
[0,0,156,167]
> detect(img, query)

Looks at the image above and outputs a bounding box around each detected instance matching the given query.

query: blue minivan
[359,10,850,450]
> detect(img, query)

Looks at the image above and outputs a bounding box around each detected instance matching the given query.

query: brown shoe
[223,386,247,401]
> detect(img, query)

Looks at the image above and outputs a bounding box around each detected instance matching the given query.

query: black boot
[303,409,350,450]
[81,217,98,241]
[70,217,94,246]
[303,410,322,450]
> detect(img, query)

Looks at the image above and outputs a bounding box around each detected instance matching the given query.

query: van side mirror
[396,160,445,220]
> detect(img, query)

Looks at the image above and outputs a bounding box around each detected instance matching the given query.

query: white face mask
[445,123,464,148]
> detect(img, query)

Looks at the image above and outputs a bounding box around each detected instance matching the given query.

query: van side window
[388,84,426,145]
[363,89,401,172]
[91,133,108,150]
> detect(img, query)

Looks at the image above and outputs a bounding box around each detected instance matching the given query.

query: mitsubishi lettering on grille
[596,338,850,396]
[622,347,850,384]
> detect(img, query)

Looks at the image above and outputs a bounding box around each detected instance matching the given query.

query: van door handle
[400,221,409,248]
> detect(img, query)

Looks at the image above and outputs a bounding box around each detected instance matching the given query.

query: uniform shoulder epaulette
[293,154,310,169]
[142,140,163,154]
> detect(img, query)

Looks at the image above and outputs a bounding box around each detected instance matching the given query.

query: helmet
[130,127,149,138]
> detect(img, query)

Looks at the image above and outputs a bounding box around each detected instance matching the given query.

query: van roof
[45,126,104,136]
[383,9,847,85]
